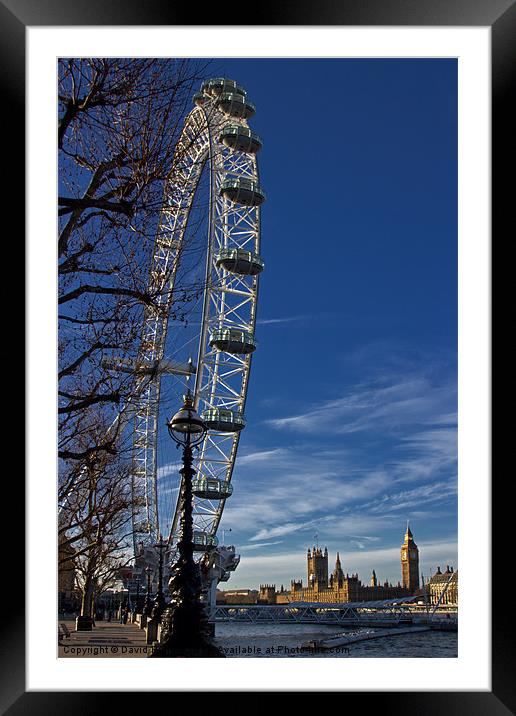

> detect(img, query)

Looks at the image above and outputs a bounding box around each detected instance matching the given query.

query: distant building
[216,588,258,605]
[216,525,454,608]
[308,547,328,588]
[257,525,421,605]
[258,584,277,604]
[428,565,458,606]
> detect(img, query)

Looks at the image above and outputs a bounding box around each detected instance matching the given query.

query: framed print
[9,0,510,708]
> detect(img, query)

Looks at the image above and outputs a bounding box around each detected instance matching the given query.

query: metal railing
[211,603,458,626]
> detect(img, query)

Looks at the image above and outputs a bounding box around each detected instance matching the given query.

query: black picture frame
[9,0,508,709]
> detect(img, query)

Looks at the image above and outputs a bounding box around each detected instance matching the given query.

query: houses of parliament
[258,524,420,605]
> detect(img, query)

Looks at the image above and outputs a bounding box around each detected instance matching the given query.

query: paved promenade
[58,620,151,658]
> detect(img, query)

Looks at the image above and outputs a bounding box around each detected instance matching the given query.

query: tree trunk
[81,576,94,618]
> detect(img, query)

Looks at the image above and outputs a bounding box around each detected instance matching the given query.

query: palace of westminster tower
[400,522,420,592]
[259,524,421,605]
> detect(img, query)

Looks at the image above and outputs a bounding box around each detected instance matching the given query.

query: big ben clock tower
[400,523,420,593]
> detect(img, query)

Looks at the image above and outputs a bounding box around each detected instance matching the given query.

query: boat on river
[301,625,432,650]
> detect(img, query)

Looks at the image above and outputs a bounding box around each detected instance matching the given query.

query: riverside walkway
[58,620,151,658]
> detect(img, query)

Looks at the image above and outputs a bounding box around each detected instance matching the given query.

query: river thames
[213,623,457,658]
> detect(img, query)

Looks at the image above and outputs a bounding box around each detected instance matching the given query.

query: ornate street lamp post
[150,391,224,658]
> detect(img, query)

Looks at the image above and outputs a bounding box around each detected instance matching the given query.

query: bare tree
[58,59,214,617]
[59,454,135,621]
[58,58,210,503]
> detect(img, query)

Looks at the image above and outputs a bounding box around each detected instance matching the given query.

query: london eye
[120,78,264,577]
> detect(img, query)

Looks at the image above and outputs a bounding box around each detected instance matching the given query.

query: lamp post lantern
[150,391,224,658]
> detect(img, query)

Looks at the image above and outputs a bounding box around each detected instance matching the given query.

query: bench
[58,623,71,643]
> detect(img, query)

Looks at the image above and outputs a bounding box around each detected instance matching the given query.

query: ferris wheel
[128,78,264,561]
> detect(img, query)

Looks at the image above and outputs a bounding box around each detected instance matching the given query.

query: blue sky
[165,59,458,589]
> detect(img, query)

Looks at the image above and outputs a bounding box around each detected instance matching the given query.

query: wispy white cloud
[237,448,290,466]
[250,521,316,542]
[363,479,457,515]
[391,427,457,483]
[348,535,381,542]
[222,452,394,539]
[222,431,456,546]
[256,315,312,325]
[156,461,181,481]
[350,540,367,550]
[256,312,343,326]
[239,541,284,551]
[265,376,456,438]
[348,535,381,550]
